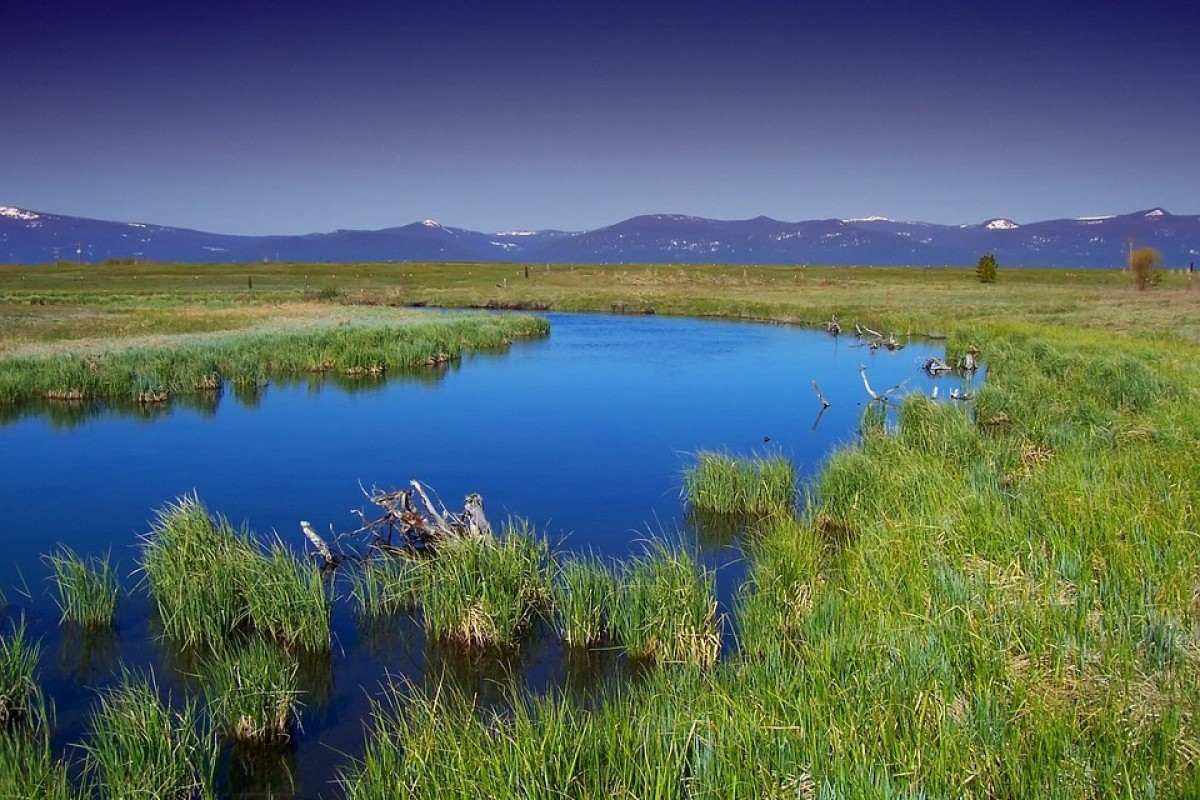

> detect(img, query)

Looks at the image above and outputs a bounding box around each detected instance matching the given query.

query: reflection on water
[0,312,982,796]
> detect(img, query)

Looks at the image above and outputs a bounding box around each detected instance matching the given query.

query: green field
[2,260,1199,797]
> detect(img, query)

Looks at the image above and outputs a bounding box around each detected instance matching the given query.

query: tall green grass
[0,619,41,726]
[46,548,120,627]
[199,638,303,745]
[610,543,720,667]
[0,313,549,405]
[348,554,423,620]
[83,672,216,800]
[0,725,75,800]
[552,557,617,649]
[141,494,331,650]
[418,523,552,649]
[683,451,795,517]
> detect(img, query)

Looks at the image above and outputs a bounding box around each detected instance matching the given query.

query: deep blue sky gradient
[4,1,1197,234]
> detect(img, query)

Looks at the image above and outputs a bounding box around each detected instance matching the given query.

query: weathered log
[461,493,493,539]
[300,520,338,565]
[923,357,954,375]
[859,364,908,403]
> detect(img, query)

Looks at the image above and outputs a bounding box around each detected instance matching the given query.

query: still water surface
[0,312,977,797]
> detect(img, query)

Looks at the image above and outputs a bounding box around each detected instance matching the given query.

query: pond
[0,312,979,797]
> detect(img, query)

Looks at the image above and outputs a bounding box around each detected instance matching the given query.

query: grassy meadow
[1,258,1199,796]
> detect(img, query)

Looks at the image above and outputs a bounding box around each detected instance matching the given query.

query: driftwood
[859,364,908,403]
[300,480,494,564]
[853,323,903,351]
[923,357,954,376]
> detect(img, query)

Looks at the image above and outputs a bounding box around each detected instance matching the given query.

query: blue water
[0,312,979,797]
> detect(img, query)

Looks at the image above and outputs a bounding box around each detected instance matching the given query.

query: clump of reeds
[199,638,303,745]
[141,495,331,651]
[610,543,720,667]
[242,539,332,652]
[0,725,75,800]
[46,548,120,627]
[349,554,423,619]
[552,557,616,648]
[735,517,825,653]
[418,522,551,649]
[83,672,216,800]
[0,312,551,407]
[683,451,795,517]
[0,619,41,726]
[141,494,254,647]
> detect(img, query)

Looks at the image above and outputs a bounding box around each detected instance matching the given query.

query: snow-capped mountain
[1,206,1197,267]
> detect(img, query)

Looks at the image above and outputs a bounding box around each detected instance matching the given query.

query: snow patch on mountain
[985,219,1019,230]
[0,206,39,221]
[1145,208,1166,217]
[842,216,893,223]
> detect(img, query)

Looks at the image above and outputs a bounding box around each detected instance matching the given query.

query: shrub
[976,252,998,283]
[1130,246,1162,290]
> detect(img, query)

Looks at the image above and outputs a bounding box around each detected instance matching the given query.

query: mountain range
[2,205,1197,268]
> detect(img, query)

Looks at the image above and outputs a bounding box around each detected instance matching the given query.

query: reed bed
[0,312,549,405]
[45,548,120,627]
[199,638,303,745]
[83,672,216,800]
[141,495,331,651]
[349,554,423,619]
[552,556,617,649]
[0,619,41,727]
[734,516,826,654]
[0,726,75,800]
[610,543,720,667]
[418,522,552,650]
[683,451,795,517]
[242,540,332,651]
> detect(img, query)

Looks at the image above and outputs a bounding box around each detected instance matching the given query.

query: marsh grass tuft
[684,451,795,518]
[349,554,423,619]
[200,638,303,745]
[419,522,552,650]
[142,494,331,651]
[610,542,720,667]
[83,671,216,800]
[553,557,617,648]
[0,720,74,800]
[46,548,120,628]
[0,619,41,727]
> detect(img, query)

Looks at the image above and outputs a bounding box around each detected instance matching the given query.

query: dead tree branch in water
[299,480,494,565]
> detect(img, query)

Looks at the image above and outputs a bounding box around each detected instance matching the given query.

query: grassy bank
[0,308,548,405]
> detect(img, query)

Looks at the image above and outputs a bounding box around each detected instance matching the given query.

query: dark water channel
[0,312,979,798]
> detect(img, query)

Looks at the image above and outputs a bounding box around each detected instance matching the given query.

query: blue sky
[3,0,1197,235]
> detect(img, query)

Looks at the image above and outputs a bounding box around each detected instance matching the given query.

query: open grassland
[2,259,1200,796]
[4,260,1200,346]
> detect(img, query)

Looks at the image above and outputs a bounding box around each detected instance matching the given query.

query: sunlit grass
[684,451,795,517]
[0,619,41,727]
[610,542,720,668]
[418,522,552,650]
[83,672,216,800]
[45,548,120,628]
[199,638,303,745]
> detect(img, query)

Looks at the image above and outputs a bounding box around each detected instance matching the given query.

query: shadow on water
[0,313,984,796]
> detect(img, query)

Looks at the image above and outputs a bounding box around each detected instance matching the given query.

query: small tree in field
[1129,247,1162,290]
[976,253,998,283]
